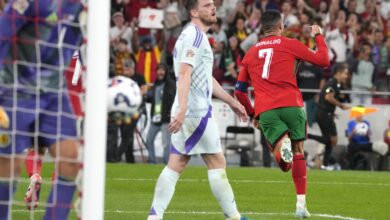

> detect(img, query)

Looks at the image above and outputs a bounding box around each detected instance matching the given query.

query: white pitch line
[110,177,390,187]
[11,209,366,220]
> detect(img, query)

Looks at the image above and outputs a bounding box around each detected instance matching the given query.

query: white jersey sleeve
[172,24,214,118]
[177,25,204,67]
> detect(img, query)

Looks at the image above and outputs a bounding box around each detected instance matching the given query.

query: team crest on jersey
[0,133,10,148]
[186,49,195,58]
[12,0,29,14]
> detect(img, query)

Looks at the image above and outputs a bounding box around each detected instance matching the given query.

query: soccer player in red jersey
[235,10,330,218]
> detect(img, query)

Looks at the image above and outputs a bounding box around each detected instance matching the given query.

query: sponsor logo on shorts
[0,133,10,148]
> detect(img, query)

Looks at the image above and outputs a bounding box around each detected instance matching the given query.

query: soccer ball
[107,76,142,116]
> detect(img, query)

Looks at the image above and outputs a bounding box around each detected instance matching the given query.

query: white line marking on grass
[111,178,390,187]
[11,209,366,220]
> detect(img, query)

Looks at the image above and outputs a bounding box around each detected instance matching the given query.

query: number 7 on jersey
[259,48,273,79]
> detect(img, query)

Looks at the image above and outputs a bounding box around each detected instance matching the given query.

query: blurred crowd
[108,0,390,98]
[1,0,389,167]
[105,0,390,167]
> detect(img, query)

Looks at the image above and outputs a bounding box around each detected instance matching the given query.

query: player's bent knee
[202,153,226,169]
[167,154,190,173]
[58,160,80,179]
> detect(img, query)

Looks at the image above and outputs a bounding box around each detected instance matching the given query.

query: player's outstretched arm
[290,25,330,67]
[212,78,248,122]
[168,63,192,133]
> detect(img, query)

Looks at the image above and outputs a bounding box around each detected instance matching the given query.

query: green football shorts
[258,107,307,148]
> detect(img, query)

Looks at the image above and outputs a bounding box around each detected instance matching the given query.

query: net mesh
[0,0,87,219]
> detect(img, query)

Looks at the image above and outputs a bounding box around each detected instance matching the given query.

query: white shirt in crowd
[325,28,355,63]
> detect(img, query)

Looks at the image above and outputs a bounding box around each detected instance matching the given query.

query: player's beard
[200,15,216,26]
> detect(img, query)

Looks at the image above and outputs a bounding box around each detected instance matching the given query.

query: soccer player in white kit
[146,0,249,220]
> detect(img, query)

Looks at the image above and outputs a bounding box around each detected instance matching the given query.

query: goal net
[0,0,109,219]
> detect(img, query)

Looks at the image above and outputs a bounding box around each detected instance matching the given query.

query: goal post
[82,0,110,219]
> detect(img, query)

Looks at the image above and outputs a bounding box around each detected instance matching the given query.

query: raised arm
[289,25,330,67]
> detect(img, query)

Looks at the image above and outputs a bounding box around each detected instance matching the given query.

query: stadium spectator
[133,34,164,84]
[145,64,176,164]
[214,0,232,30]
[222,35,245,86]
[325,10,355,64]
[346,113,388,169]
[209,17,228,82]
[308,63,351,170]
[256,0,279,13]
[113,39,133,76]
[297,61,325,127]
[379,0,390,18]
[107,59,147,163]
[370,30,389,94]
[298,25,316,50]
[316,1,330,27]
[124,0,158,43]
[110,11,134,53]
[360,0,382,24]
[340,0,358,16]
[281,1,299,29]
[350,42,376,105]
[230,16,248,42]
[235,10,330,218]
[160,0,185,65]
[246,6,261,33]
[346,12,361,53]
[111,0,129,16]
[227,0,249,26]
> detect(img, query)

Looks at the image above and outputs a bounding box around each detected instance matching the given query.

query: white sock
[296,194,306,208]
[208,169,240,218]
[149,166,180,218]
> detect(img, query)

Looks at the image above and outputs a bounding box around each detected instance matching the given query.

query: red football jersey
[237,35,329,117]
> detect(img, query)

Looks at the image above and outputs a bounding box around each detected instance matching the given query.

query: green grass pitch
[11,163,390,220]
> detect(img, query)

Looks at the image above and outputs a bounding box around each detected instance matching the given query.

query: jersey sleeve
[234,54,255,117]
[179,26,203,67]
[324,84,335,94]
[287,35,330,68]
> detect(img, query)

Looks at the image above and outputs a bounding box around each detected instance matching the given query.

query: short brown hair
[185,0,198,12]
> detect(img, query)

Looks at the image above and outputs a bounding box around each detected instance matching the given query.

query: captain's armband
[235,81,249,93]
